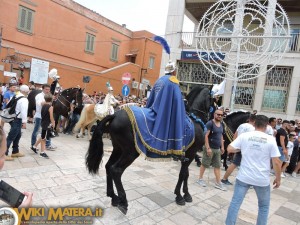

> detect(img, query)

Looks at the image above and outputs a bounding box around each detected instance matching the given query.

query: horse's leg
[105,148,122,207]
[111,151,139,215]
[87,123,93,140]
[182,161,193,203]
[174,162,188,206]
[54,113,60,136]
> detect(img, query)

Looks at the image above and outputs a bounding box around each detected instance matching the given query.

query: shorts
[201,146,222,168]
[233,152,242,166]
[41,129,51,140]
[278,147,286,162]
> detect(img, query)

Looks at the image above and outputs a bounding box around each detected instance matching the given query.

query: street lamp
[138,68,147,98]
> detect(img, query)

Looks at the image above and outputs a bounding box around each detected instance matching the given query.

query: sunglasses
[216,114,224,116]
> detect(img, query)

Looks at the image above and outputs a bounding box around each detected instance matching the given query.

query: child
[31,93,55,159]
[281,133,295,177]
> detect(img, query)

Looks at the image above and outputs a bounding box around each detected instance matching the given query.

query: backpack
[0,96,24,123]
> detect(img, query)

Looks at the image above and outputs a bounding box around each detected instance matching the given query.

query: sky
[72,0,194,36]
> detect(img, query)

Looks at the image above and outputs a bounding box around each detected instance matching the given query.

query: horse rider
[105,86,120,115]
[50,74,60,95]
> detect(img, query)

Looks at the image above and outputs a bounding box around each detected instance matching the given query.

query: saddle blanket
[124,106,195,161]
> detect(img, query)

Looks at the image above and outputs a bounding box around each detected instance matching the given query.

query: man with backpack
[197,109,227,191]
[5,85,29,161]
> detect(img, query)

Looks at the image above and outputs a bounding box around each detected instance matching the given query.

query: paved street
[1,123,300,225]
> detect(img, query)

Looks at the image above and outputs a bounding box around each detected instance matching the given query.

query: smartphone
[0,180,25,208]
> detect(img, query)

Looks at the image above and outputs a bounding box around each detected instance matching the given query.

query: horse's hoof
[117,205,128,215]
[76,135,80,138]
[175,196,185,206]
[111,197,120,207]
[183,193,193,203]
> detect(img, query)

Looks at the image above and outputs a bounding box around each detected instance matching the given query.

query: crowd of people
[196,103,300,225]
[1,74,300,224]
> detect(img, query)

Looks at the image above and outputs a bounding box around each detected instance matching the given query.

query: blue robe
[124,75,194,160]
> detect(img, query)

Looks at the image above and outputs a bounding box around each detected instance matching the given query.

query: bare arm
[227,144,241,154]
[220,135,224,154]
[49,106,55,127]
[272,157,282,188]
[204,130,212,156]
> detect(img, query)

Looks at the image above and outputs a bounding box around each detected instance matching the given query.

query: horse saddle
[94,103,110,118]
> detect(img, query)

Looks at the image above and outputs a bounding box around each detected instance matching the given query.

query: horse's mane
[186,86,206,107]
[224,110,251,129]
[61,87,79,95]
[225,110,250,118]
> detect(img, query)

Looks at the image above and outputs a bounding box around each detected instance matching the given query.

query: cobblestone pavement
[1,123,300,225]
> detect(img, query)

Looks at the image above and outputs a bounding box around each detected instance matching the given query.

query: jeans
[6,118,22,155]
[31,117,51,147]
[226,179,270,225]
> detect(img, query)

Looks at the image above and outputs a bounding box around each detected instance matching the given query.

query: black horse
[85,86,212,215]
[53,87,83,132]
[222,111,251,169]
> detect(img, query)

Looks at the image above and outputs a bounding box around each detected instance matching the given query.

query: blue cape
[124,75,194,160]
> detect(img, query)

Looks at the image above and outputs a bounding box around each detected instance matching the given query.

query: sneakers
[40,152,49,159]
[196,179,207,187]
[281,172,286,178]
[31,146,38,154]
[292,172,297,178]
[221,179,233,185]
[11,152,25,157]
[5,155,14,161]
[46,145,57,151]
[214,182,227,191]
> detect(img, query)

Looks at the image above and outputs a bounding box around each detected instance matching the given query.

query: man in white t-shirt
[225,115,281,225]
[221,114,256,185]
[30,84,51,150]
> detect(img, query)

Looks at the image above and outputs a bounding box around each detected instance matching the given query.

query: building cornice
[50,0,133,38]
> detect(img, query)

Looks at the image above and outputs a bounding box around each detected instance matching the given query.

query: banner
[29,58,49,84]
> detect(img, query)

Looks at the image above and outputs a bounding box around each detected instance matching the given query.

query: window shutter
[19,8,26,29]
[26,11,33,32]
[90,35,94,51]
[86,34,91,51]
[18,6,34,33]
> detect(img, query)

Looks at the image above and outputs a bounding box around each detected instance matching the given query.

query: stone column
[286,63,300,119]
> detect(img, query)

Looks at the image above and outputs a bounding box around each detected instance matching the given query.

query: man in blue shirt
[2,83,17,110]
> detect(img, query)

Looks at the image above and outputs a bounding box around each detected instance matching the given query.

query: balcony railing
[180,32,300,53]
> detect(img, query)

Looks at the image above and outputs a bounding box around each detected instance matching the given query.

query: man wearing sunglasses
[197,109,226,191]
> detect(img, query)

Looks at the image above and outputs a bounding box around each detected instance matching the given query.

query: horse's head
[186,85,213,123]
[223,111,251,132]
[61,87,83,108]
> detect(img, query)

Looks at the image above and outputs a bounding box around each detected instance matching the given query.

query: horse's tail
[85,114,115,174]
[74,105,88,132]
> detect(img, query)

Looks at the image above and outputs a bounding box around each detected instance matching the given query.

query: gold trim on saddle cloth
[223,121,234,142]
[124,107,195,161]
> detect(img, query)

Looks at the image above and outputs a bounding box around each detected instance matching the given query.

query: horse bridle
[57,88,81,109]
[191,108,210,122]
